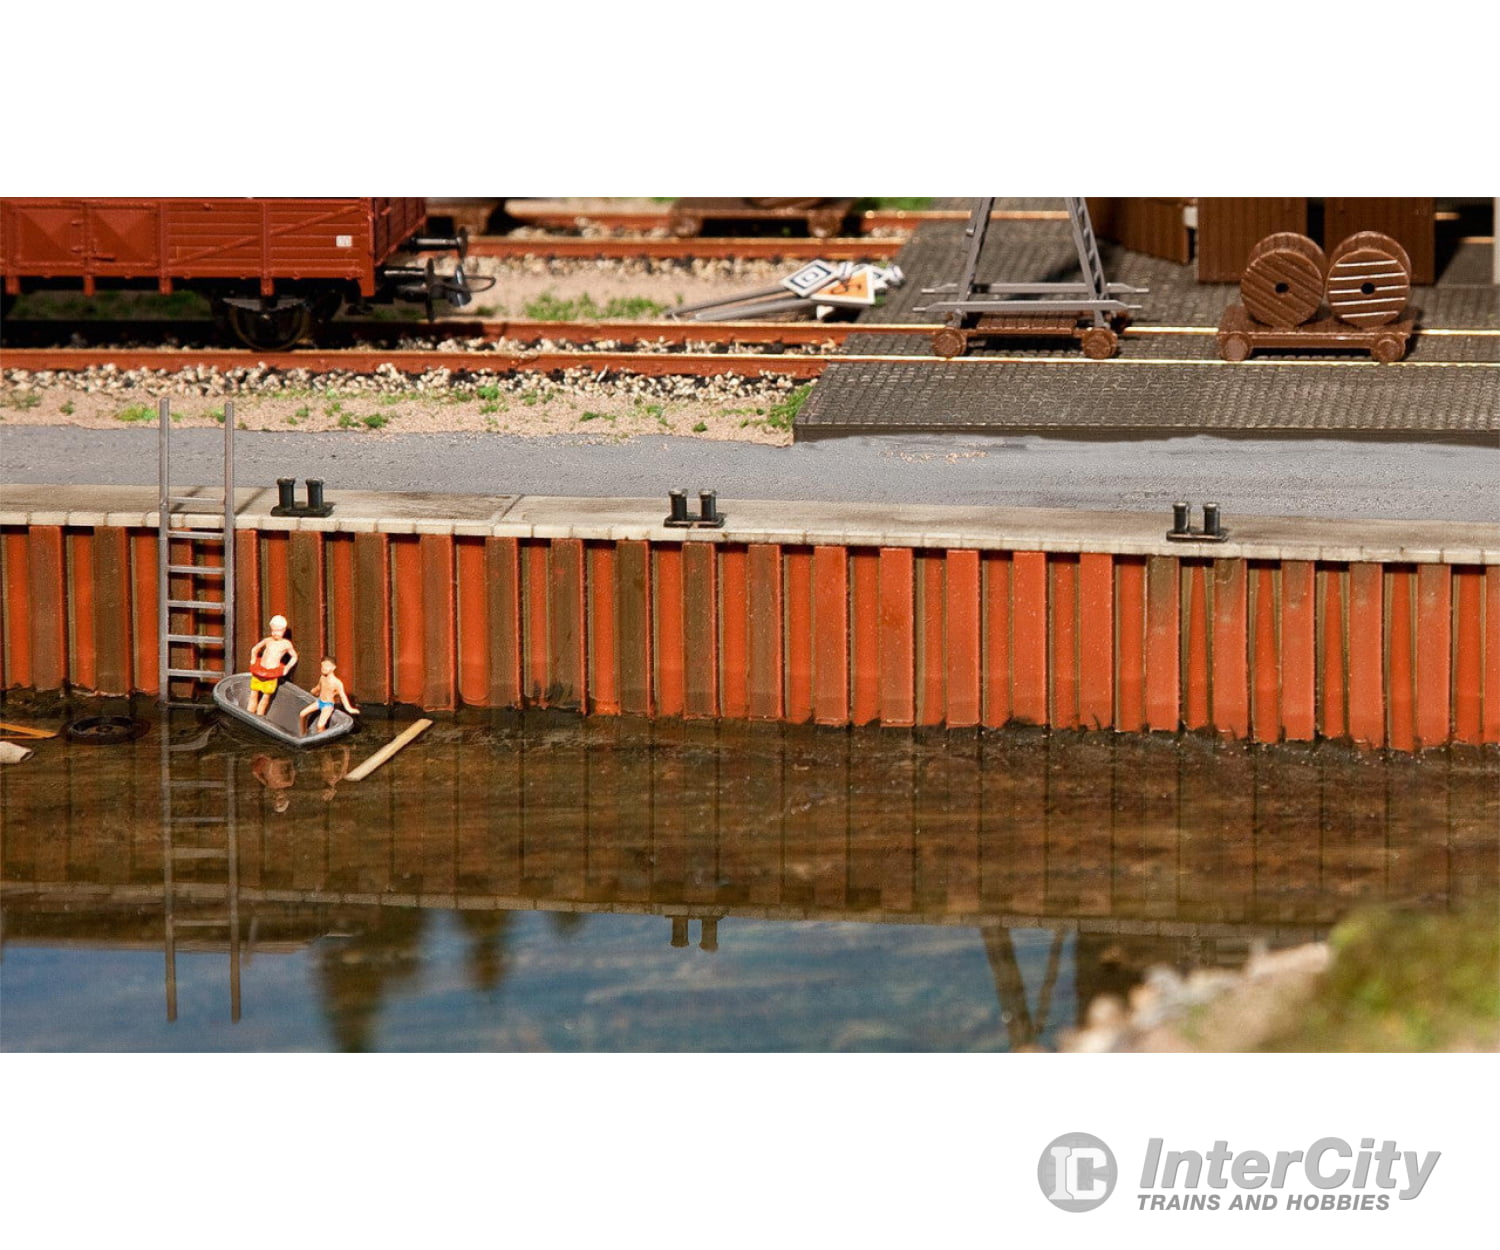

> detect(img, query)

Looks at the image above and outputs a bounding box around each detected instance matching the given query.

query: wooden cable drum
[1325,231,1412,327]
[1240,232,1327,327]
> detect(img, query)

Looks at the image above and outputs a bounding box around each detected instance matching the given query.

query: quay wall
[2,486,1498,750]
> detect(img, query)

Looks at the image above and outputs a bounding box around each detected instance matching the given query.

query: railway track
[465,235,906,260]
[6,318,1493,353]
[493,205,1070,234]
[5,344,1494,381]
[0,318,869,349]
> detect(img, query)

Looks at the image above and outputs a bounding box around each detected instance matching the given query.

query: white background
[3,4,1493,1247]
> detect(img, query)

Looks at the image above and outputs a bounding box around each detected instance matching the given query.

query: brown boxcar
[1,197,425,296]
[0,197,438,347]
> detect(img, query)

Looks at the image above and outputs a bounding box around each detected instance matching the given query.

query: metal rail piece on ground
[916,197,1147,358]
[664,259,904,323]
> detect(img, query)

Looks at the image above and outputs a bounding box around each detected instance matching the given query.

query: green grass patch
[1267,905,1500,1052]
[691,421,708,433]
[114,403,155,423]
[10,289,212,320]
[523,291,668,321]
[60,400,75,416]
[361,413,389,430]
[852,196,933,213]
[764,385,810,430]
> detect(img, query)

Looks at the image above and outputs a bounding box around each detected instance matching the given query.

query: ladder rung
[166,634,227,646]
[166,599,226,611]
[166,530,226,541]
[167,564,226,576]
[173,919,230,929]
[168,816,229,826]
[171,847,229,860]
[168,780,228,791]
[166,668,225,680]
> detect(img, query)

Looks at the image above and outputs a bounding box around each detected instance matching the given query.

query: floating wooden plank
[345,719,434,782]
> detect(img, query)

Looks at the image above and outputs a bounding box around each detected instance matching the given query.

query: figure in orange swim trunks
[247,614,298,717]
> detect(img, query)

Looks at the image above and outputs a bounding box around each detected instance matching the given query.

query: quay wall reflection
[4,719,1494,933]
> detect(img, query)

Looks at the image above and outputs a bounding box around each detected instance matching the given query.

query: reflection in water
[316,909,427,1053]
[1,706,1495,1051]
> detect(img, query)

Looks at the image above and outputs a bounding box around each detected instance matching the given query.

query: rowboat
[212,674,355,747]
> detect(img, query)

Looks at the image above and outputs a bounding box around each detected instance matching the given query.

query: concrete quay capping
[0,485,519,535]
[1,484,1497,565]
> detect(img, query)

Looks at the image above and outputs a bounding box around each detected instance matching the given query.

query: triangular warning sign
[813,267,877,307]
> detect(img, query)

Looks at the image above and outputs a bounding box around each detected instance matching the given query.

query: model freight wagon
[0,197,475,348]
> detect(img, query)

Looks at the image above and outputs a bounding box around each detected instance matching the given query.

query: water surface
[3,709,1494,1051]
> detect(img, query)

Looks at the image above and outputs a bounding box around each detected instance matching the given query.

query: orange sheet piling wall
[3,523,1496,751]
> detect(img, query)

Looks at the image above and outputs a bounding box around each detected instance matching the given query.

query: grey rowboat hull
[213,674,355,748]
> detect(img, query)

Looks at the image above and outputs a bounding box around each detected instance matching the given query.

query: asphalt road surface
[2,427,1496,521]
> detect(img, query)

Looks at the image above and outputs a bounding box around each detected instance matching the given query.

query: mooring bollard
[276,477,297,511]
[305,479,327,513]
[1166,499,1229,543]
[664,488,728,529]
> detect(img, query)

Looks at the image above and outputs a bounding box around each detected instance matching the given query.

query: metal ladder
[157,396,235,707]
[161,732,242,1022]
[1065,196,1113,327]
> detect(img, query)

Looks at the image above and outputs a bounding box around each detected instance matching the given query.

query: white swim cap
[269,615,288,630]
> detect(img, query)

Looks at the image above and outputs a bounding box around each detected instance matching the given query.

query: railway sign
[814,267,878,307]
[780,259,842,298]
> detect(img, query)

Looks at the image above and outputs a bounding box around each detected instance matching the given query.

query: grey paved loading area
[798,211,1497,437]
[4,426,1497,522]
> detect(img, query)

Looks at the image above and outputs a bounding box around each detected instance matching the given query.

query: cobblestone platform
[800,356,1498,437]
[799,207,1497,438]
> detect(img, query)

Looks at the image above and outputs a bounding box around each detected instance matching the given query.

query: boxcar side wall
[2,198,427,297]
[371,198,428,264]
[161,199,377,295]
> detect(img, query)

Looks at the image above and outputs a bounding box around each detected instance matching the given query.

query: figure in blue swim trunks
[299,656,360,736]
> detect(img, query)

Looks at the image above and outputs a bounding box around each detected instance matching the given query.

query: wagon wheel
[1371,332,1406,364]
[1220,332,1253,363]
[931,327,968,358]
[220,300,314,352]
[1325,231,1411,328]
[1079,326,1118,360]
[1240,232,1326,327]
[808,209,845,239]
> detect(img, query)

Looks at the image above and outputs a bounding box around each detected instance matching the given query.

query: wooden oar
[344,719,433,782]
